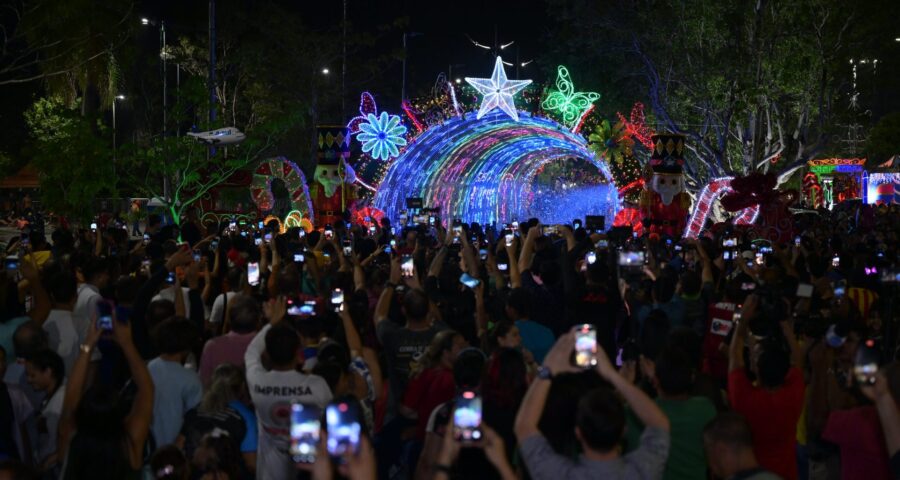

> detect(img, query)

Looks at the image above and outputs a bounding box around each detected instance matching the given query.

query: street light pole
[113,95,125,183]
[401,32,423,102]
[402,33,407,102]
[161,21,167,137]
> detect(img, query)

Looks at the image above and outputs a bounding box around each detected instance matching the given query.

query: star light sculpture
[541,65,600,127]
[465,56,532,121]
[357,111,408,161]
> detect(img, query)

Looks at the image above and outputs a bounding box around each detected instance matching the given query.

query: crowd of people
[0,202,899,480]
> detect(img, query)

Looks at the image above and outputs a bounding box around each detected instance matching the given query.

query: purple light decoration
[373,111,619,225]
[347,92,378,134]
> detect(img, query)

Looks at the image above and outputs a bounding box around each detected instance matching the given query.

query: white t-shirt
[43,310,80,374]
[72,284,101,361]
[152,286,192,316]
[245,324,332,480]
[72,284,100,344]
[36,382,65,466]
[209,291,239,324]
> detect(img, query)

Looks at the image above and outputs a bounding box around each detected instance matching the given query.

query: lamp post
[141,18,167,136]
[401,32,423,101]
[112,95,125,183]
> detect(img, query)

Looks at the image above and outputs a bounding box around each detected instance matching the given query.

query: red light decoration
[401,100,426,134]
[617,102,654,149]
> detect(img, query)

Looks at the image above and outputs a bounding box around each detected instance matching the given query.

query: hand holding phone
[401,255,414,278]
[453,390,483,442]
[290,403,321,464]
[573,324,598,368]
[331,288,344,312]
[247,262,260,287]
[326,399,362,458]
[96,300,114,331]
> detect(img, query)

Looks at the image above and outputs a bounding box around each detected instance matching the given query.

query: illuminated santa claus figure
[309,125,357,228]
[639,133,692,237]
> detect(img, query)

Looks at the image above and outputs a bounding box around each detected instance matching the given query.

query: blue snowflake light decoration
[357,112,407,161]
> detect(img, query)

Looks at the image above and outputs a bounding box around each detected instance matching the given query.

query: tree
[865,112,900,165]
[1,0,133,108]
[119,76,301,227]
[544,0,896,188]
[24,96,114,223]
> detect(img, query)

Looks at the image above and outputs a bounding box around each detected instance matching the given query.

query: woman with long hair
[57,311,153,480]
[400,330,467,443]
[176,364,257,474]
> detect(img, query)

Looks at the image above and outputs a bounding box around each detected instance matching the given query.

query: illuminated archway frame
[373,111,619,225]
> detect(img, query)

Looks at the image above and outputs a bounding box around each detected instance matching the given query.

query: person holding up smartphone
[244,296,332,480]
[514,332,671,480]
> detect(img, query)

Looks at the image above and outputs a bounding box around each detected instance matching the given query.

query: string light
[572,104,595,134]
[541,65,600,126]
[373,110,618,225]
[400,100,426,133]
[465,56,532,121]
[347,92,379,134]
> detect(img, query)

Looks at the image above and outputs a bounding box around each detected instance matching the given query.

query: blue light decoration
[373,110,619,225]
[357,111,407,161]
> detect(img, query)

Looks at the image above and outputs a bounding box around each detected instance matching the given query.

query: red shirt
[401,366,455,441]
[822,406,892,480]
[728,367,805,480]
[702,302,736,383]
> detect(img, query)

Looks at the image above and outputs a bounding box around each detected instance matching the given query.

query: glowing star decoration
[541,65,600,126]
[357,112,407,161]
[465,56,532,121]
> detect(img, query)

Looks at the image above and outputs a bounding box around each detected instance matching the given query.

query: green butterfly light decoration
[541,65,601,127]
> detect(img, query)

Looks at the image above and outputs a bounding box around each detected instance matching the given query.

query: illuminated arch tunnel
[373,111,619,226]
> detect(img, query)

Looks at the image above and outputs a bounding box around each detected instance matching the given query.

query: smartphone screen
[401,255,414,278]
[4,256,18,272]
[833,280,846,297]
[479,248,488,260]
[143,233,150,245]
[459,273,481,289]
[796,283,813,298]
[165,271,176,285]
[574,324,598,368]
[258,221,265,230]
[453,390,483,442]
[832,255,840,268]
[326,400,361,457]
[290,403,320,463]
[332,289,344,312]
[293,253,305,263]
[854,339,879,385]
[192,249,202,263]
[247,262,260,287]
[497,262,508,272]
[504,233,514,247]
[324,229,334,240]
[90,222,98,232]
[264,233,273,244]
[96,301,114,331]
[617,251,645,267]
[585,251,597,265]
